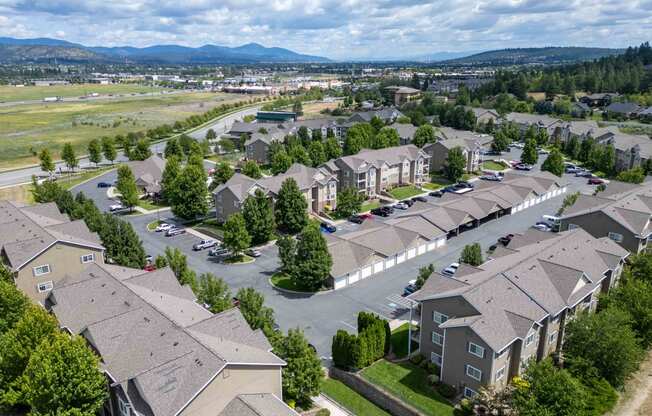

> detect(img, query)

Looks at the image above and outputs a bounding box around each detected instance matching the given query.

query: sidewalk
[311,394,352,416]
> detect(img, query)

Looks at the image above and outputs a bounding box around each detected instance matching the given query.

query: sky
[1,0,651,60]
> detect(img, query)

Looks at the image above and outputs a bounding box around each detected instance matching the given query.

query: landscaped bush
[410,354,425,365]
[427,363,440,374]
[331,312,390,370]
[435,382,457,399]
[316,409,330,416]
[458,398,473,415]
[427,374,439,385]
[420,359,430,369]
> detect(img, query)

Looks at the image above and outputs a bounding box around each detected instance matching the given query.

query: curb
[68,167,116,191]
[268,277,332,296]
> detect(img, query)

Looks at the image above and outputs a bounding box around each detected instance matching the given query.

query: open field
[0,91,248,169]
[301,101,340,119]
[0,83,165,102]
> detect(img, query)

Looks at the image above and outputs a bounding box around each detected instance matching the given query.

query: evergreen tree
[521,138,539,165]
[578,137,595,163]
[460,243,483,266]
[565,136,580,160]
[444,146,466,182]
[297,126,311,146]
[161,155,181,202]
[324,137,342,160]
[541,148,565,177]
[223,213,251,258]
[87,139,102,167]
[600,144,616,175]
[276,235,296,275]
[242,189,275,245]
[116,165,139,208]
[311,128,323,142]
[308,141,327,167]
[170,164,209,220]
[242,160,262,179]
[293,224,332,290]
[197,273,232,314]
[412,124,436,147]
[101,136,117,165]
[335,187,364,218]
[61,142,78,173]
[38,148,55,176]
[275,178,308,234]
[276,328,323,406]
[210,162,234,190]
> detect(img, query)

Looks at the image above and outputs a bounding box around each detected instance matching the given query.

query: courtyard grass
[137,198,168,211]
[387,185,423,200]
[192,218,224,239]
[270,272,317,293]
[223,254,254,264]
[421,182,443,191]
[359,200,381,213]
[321,378,390,416]
[482,160,508,171]
[146,220,162,231]
[390,323,419,359]
[361,360,454,416]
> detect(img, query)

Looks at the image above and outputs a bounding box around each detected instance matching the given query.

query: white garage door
[436,237,446,248]
[427,242,437,251]
[373,261,384,274]
[334,276,347,290]
[385,257,395,268]
[361,266,372,279]
[348,271,360,284]
[523,200,530,209]
[407,248,417,259]
[418,244,427,255]
[562,187,568,193]
[397,253,406,264]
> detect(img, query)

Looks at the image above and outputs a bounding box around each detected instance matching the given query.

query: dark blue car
[320,222,337,233]
[97,182,111,188]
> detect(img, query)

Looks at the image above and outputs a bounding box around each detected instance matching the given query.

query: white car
[109,203,124,212]
[532,222,552,232]
[155,223,173,232]
[442,262,460,276]
[394,202,409,210]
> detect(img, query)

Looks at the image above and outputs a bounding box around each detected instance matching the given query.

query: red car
[143,264,156,272]
[588,178,605,185]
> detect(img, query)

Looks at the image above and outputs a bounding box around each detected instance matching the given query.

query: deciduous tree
[223,213,251,258]
[324,137,342,160]
[242,189,275,245]
[335,187,364,218]
[275,178,308,234]
[38,148,55,176]
[210,162,234,190]
[276,328,323,406]
[541,148,565,177]
[197,273,232,314]
[444,146,466,182]
[101,136,117,165]
[293,224,332,290]
[87,139,102,167]
[61,142,78,173]
[521,138,539,165]
[412,124,436,147]
[308,141,327,167]
[161,155,181,202]
[170,164,209,220]
[460,243,483,266]
[116,165,139,208]
[242,160,262,179]
[236,287,276,332]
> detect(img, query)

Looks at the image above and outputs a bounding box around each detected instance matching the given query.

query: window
[431,352,442,366]
[495,366,506,381]
[468,342,485,358]
[37,281,53,293]
[465,364,482,381]
[568,223,579,230]
[431,331,444,346]
[549,331,557,344]
[33,264,51,276]
[525,332,536,347]
[464,387,477,398]
[433,311,448,324]
[118,397,131,416]
[81,253,94,263]
[608,232,624,243]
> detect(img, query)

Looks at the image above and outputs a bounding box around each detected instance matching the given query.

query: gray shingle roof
[220,394,298,416]
[332,144,428,172]
[125,155,167,193]
[244,131,285,147]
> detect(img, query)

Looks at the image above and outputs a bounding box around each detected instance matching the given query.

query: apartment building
[425,127,493,173]
[125,155,167,196]
[411,228,628,398]
[214,163,337,222]
[321,145,430,197]
[46,262,296,416]
[244,130,286,164]
[502,112,565,137]
[560,180,652,253]
[0,200,104,304]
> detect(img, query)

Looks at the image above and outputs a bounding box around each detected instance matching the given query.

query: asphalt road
[0,105,260,188]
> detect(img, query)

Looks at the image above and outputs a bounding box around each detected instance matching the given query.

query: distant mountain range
[439,47,625,66]
[0,37,331,64]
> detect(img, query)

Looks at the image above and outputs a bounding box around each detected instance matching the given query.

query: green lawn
[361,360,454,416]
[60,166,115,190]
[360,200,381,213]
[137,198,168,211]
[270,272,316,292]
[421,182,443,191]
[192,219,224,239]
[482,160,507,171]
[224,254,254,264]
[390,323,419,359]
[429,175,454,186]
[147,220,162,231]
[321,378,390,416]
[461,173,478,181]
[387,185,423,200]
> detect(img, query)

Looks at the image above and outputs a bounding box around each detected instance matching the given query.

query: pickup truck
[193,239,217,251]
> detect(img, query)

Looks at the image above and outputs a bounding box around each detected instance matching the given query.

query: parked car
[512,142,525,149]
[359,212,373,219]
[532,222,552,232]
[109,203,124,212]
[442,262,460,276]
[371,207,389,217]
[246,248,262,258]
[155,222,173,232]
[588,177,605,185]
[401,199,414,207]
[456,181,474,189]
[209,247,229,257]
[565,166,580,174]
[97,181,111,188]
[165,227,186,237]
[403,279,418,296]
[480,174,502,181]
[145,255,153,264]
[394,202,409,210]
[498,234,514,246]
[411,196,428,203]
[349,215,365,224]
[429,190,444,197]
[576,170,593,178]
[320,222,337,233]
[193,239,217,251]
[510,160,522,167]
[380,205,395,214]
[143,264,156,272]
[515,163,533,171]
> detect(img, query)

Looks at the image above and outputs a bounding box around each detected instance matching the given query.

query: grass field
[0,91,248,169]
[482,160,508,171]
[387,185,423,200]
[321,378,390,416]
[270,272,316,292]
[361,360,454,416]
[0,83,165,102]
[360,200,381,213]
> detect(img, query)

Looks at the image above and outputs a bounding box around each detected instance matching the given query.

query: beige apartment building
[0,200,104,304]
[410,228,628,398]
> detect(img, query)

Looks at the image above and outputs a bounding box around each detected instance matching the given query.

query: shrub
[410,354,425,365]
[459,398,473,415]
[420,359,430,369]
[427,374,440,385]
[316,409,330,416]
[427,363,440,374]
[436,382,456,399]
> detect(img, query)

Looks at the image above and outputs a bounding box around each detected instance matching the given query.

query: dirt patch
[302,101,340,118]
[609,350,652,416]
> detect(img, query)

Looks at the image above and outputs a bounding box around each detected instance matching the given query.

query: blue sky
[1,0,651,60]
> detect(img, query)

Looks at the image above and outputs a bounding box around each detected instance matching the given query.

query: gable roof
[330,144,429,172]
[220,394,298,416]
[125,155,167,193]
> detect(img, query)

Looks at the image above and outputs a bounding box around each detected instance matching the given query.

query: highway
[0,104,261,188]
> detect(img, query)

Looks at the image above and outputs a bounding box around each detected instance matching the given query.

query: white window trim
[37,281,53,293]
[33,264,51,277]
[549,331,558,344]
[495,366,505,381]
[433,311,448,325]
[466,364,482,381]
[432,331,444,346]
[464,386,477,398]
[431,352,442,366]
[525,332,536,347]
[81,253,95,263]
[468,342,485,358]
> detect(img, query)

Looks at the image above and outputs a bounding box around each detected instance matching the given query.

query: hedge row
[332,312,390,370]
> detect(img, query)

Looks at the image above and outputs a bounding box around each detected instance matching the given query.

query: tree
[242,189,275,245]
[297,126,311,146]
[443,146,466,182]
[161,155,181,202]
[335,187,364,218]
[163,247,197,289]
[311,128,323,142]
[23,333,106,415]
[210,162,234,190]
[205,128,217,142]
[293,100,303,116]
[197,273,232,314]
[288,144,312,166]
[242,160,262,179]
[557,191,580,215]
[170,164,209,220]
[617,167,646,184]
[491,130,510,153]
[116,165,139,208]
[370,115,385,132]
[38,148,55,176]
[223,213,251,258]
[412,124,436,147]
[324,137,342,160]
[61,142,78,173]
[624,251,652,283]
[87,139,102,167]
[99,214,146,269]
[460,243,483,266]
[578,137,595,163]
[275,178,308,234]
[0,305,59,408]
[415,264,435,289]
[541,148,565,177]
[601,279,652,347]
[600,144,616,175]
[164,138,183,159]
[308,141,326,167]
[236,287,276,331]
[373,127,400,149]
[271,148,293,175]
[344,123,373,155]
[277,235,296,275]
[276,328,322,406]
[101,136,117,165]
[564,136,580,160]
[292,224,332,290]
[521,138,538,165]
[129,138,152,161]
[564,308,643,388]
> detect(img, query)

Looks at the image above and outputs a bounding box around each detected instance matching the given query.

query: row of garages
[511,186,568,214]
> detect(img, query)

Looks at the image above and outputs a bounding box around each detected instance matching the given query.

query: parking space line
[339,320,356,330]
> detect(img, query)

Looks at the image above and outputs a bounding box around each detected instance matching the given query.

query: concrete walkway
[312,394,352,416]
